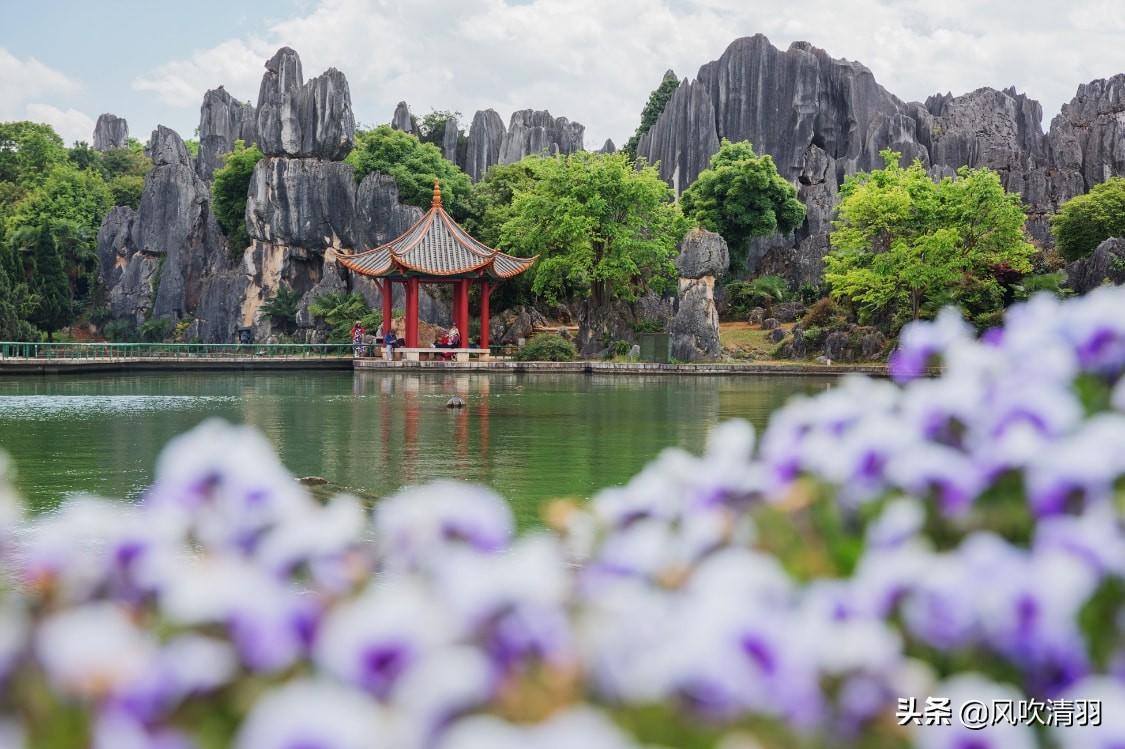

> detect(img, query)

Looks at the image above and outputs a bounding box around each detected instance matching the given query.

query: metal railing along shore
[0,342,355,360]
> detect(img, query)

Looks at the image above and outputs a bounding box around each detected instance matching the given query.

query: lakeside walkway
[353,359,889,376]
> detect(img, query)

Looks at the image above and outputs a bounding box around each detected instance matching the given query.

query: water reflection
[0,371,833,524]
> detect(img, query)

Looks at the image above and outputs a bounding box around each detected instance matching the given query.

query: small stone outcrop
[499,109,584,165]
[196,86,256,180]
[1067,237,1125,294]
[670,229,729,361]
[597,139,616,154]
[391,101,416,134]
[490,305,548,345]
[93,113,128,151]
[464,109,505,182]
[255,47,355,160]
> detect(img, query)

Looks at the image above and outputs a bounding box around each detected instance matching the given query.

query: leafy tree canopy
[824,150,1035,330]
[1050,177,1125,261]
[211,140,264,253]
[498,151,688,305]
[0,122,67,188]
[623,72,680,160]
[347,125,474,221]
[680,140,806,256]
[465,158,542,247]
[416,110,462,146]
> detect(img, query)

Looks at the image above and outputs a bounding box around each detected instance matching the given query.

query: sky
[2,0,1124,150]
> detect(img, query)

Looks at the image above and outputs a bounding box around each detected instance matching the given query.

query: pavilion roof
[338,180,537,280]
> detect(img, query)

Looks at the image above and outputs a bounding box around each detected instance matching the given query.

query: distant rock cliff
[636,35,1125,282]
[196,86,256,180]
[93,114,128,151]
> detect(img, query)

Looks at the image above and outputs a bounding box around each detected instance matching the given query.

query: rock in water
[197,86,256,180]
[244,157,357,250]
[670,230,728,361]
[391,101,416,134]
[499,110,584,165]
[93,113,128,150]
[464,109,506,182]
[447,396,466,408]
[255,47,355,160]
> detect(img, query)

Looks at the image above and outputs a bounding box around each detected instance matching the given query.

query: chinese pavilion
[339,180,537,349]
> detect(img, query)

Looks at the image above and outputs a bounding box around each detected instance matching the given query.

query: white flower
[373,481,513,565]
[314,578,454,698]
[911,673,1036,749]
[35,603,155,698]
[438,707,642,749]
[1052,675,1125,749]
[235,679,385,749]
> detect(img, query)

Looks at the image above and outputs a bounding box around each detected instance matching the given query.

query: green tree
[346,126,474,221]
[261,285,302,333]
[211,140,264,252]
[498,151,688,305]
[97,139,151,208]
[466,158,542,247]
[680,140,806,259]
[1050,177,1125,261]
[623,71,680,160]
[307,291,381,343]
[0,122,67,187]
[824,150,1035,330]
[416,110,462,146]
[28,223,71,338]
[0,260,37,340]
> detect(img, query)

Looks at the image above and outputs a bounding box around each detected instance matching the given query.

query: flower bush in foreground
[1,287,1125,748]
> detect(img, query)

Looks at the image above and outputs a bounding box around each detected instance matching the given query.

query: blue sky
[3,0,1124,149]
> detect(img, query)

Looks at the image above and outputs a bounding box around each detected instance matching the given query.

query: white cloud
[128,0,1125,148]
[24,103,96,145]
[0,47,97,144]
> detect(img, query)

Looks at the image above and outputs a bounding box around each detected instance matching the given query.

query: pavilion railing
[0,342,355,360]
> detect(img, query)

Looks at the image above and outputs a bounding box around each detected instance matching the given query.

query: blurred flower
[438,707,642,749]
[234,679,385,749]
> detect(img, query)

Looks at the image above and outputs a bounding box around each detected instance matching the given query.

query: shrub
[633,318,666,334]
[139,317,174,342]
[799,297,846,328]
[515,333,577,361]
[724,274,789,319]
[211,140,264,256]
[1051,177,1125,261]
[261,286,302,332]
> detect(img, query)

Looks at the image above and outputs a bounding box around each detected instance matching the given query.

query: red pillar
[479,281,490,350]
[405,278,419,347]
[457,279,470,348]
[382,278,394,337]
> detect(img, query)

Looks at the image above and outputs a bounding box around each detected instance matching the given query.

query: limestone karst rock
[1067,237,1125,294]
[93,113,128,151]
[499,109,584,165]
[671,229,729,361]
[638,34,1125,280]
[354,172,424,250]
[196,86,256,180]
[255,47,355,160]
[1049,74,1125,195]
[464,109,506,182]
[391,101,416,134]
[441,115,460,163]
[636,78,719,196]
[597,139,616,154]
[244,157,357,250]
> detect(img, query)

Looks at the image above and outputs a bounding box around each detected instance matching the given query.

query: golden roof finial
[431,178,442,209]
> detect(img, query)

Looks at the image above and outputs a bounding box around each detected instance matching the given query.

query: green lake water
[0,371,834,524]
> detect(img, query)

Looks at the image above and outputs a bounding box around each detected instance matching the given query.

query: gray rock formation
[638,34,1125,280]
[670,229,729,361]
[245,157,357,250]
[636,78,719,195]
[1067,237,1125,293]
[675,227,729,278]
[93,113,128,151]
[464,109,506,182]
[597,139,616,154]
[490,305,548,345]
[441,115,460,163]
[354,172,424,249]
[391,101,416,134]
[197,86,256,180]
[499,109,584,164]
[255,47,355,160]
